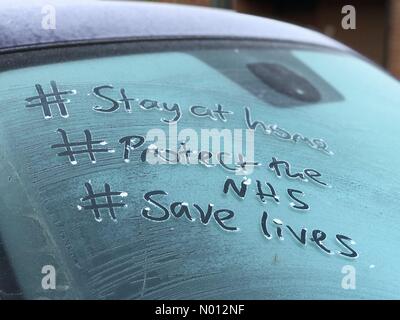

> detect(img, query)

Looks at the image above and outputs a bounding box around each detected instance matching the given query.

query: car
[0,0,399,300]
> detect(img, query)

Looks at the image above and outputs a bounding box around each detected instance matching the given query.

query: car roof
[0,0,351,53]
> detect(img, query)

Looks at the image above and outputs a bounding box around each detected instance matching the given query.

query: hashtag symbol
[51,129,115,165]
[77,182,128,222]
[25,81,76,119]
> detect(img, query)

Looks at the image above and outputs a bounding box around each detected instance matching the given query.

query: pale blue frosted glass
[0,48,398,299]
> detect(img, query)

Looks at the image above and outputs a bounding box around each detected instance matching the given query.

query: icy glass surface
[0,47,399,299]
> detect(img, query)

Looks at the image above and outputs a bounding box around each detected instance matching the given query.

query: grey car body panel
[0,0,351,53]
